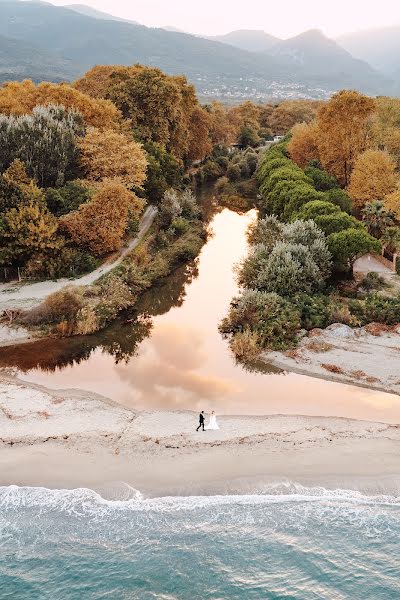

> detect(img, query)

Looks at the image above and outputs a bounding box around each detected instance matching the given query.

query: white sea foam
[0,482,399,516]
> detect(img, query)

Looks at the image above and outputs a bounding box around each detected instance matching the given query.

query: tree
[361,200,395,238]
[282,183,325,220]
[237,126,260,148]
[324,188,353,214]
[316,90,375,186]
[328,228,381,271]
[0,79,121,129]
[0,202,61,266]
[0,105,83,187]
[384,188,400,218]
[247,216,283,247]
[381,227,400,254]
[79,128,148,188]
[143,142,183,204]
[186,106,212,162]
[371,97,400,167]
[45,182,92,216]
[61,180,144,256]
[304,165,338,191]
[348,150,397,209]
[288,122,319,168]
[314,212,364,236]
[268,100,319,135]
[297,200,341,220]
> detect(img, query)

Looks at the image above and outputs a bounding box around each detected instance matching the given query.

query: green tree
[304,166,339,191]
[328,228,381,271]
[314,212,364,236]
[143,142,183,204]
[296,200,341,220]
[45,182,92,216]
[237,125,260,148]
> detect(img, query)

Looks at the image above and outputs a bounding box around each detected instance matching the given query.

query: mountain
[65,3,139,25]
[268,29,391,93]
[0,33,76,82]
[337,27,400,76]
[162,26,186,33]
[0,2,393,98]
[0,1,285,79]
[208,30,280,53]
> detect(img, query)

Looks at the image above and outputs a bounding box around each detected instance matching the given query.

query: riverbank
[1,374,399,496]
[262,323,400,396]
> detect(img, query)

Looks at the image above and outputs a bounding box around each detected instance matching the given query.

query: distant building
[273,135,285,143]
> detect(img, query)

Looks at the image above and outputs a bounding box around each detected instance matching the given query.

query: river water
[1,205,400,422]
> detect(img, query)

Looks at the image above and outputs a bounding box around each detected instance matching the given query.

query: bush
[328,228,381,271]
[170,217,190,235]
[247,215,283,247]
[227,163,242,182]
[360,272,387,291]
[350,294,400,325]
[293,293,330,330]
[19,287,85,327]
[45,181,91,216]
[220,289,301,350]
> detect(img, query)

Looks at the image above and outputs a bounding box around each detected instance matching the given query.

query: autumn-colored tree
[229,101,261,133]
[0,202,61,266]
[0,80,121,129]
[61,180,144,256]
[347,149,397,209]
[79,127,148,188]
[384,188,400,218]
[186,106,212,162]
[288,122,320,168]
[206,102,236,145]
[74,65,126,98]
[268,100,319,135]
[372,97,400,166]
[316,91,375,186]
[88,65,198,160]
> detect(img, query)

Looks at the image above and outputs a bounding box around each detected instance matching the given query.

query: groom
[196,411,205,432]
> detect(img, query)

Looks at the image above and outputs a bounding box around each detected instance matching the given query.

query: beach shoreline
[1,373,399,497]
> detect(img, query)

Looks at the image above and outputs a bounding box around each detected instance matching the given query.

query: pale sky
[48,0,400,38]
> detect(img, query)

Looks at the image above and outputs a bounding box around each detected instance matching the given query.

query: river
[1,205,400,422]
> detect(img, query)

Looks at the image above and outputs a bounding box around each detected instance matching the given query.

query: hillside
[337,27,400,77]
[66,3,139,25]
[0,1,394,98]
[208,30,280,53]
[268,29,391,93]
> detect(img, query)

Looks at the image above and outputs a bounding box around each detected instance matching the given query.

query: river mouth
[1,206,400,422]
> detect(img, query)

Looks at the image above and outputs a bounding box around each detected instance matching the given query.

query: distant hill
[65,3,139,25]
[208,30,280,53]
[0,2,394,98]
[162,25,187,33]
[268,29,391,92]
[337,27,400,77]
[0,33,76,82]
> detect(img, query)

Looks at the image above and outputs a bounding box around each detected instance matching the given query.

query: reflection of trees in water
[0,261,199,373]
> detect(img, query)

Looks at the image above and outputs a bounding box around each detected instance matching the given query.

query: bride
[205,410,219,430]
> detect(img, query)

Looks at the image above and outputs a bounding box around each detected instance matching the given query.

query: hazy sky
[49,0,400,37]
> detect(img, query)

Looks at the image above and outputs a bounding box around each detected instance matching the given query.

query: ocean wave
[0,482,399,515]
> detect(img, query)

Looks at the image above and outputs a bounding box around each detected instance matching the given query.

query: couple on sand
[196,410,219,431]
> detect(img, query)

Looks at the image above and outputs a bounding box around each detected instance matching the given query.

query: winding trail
[0,205,157,311]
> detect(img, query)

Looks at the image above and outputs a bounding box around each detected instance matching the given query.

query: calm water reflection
[2,207,400,422]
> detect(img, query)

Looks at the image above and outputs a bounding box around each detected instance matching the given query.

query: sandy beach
[263,323,400,396]
[1,373,399,497]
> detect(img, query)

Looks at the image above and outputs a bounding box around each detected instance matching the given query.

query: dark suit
[196,413,205,431]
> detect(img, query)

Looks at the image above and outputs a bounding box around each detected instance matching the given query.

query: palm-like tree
[381,226,400,254]
[361,200,396,238]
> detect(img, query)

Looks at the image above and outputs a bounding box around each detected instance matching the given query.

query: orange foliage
[347,149,397,208]
[288,122,320,168]
[0,80,121,129]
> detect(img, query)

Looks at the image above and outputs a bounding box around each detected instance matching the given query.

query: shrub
[170,217,190,236]
[45,181,91,216]
[293,293,330,330]
[227,163,242,182]
[360,272,387,292]
[220,289,301,350]
[229,328,262,362]
[350,294,400,325]
[247,215,283,247]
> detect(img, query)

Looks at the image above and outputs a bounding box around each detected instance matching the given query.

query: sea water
[0,483,399,599]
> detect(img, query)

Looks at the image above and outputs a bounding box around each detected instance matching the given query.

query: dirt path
[0,205,157,311]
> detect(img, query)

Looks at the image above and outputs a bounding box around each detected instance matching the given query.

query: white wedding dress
[205,414,219,430]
